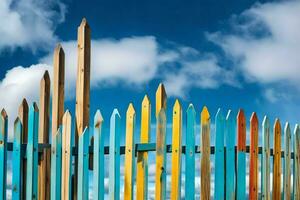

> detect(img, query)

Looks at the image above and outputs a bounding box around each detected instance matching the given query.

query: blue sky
[1,0,300,198]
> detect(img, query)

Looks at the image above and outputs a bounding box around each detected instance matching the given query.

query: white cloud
[0,0,66,51]
[208,1,300,87]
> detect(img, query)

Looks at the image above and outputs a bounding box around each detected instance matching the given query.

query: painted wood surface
[61,110,72,200]
[18,98,28,200]
[294,124,300,199]
[185,104,196,200]
[38,71,51,200]
[109,109,121,200]
[249,112,259,199]
[136,95,151,200]
[214,109,225,199]
[77,127,89,200]
[170,100,182,200]
[93,110,104,200]
[124,104,136,200]
[225,110,235,200]
[155,109,167,200]
[0,110,7,200]
[26,103,39,200]
[262,116,271,200]
[283,123,291,199]
[50,127,62,200]
[12,118,23,200]
[273,119,281,200]
[237,109,246,199]
[201,106,210,200]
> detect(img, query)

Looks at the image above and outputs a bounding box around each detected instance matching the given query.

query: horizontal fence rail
[0,18,298,200]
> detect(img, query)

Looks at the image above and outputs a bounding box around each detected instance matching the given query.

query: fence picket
[273,119,282,199]
[284,123,291,199]
[155,109,167,200]
[249,113,259,199]
[214,109,225,199]
[26,103,39,200]
[50,127,62,200]
[124,104,136,200]
[77,127,89,200]
[12,118,23,200]
[136,95,151,200]
[201,106,210,199]
[237,109,246,199]
[109,109,121,200]
[0,110,7,200]
[294,124,300,199]
[186,104,196,200]
[171,100,182,200]
[226,110,235,200]
[61,110,72,200]
[262,116,271,200]
[93,110,104,200]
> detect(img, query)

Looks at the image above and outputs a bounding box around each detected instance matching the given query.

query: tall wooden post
[19,99,28,200]
[74,18,91,199]
[38,71,51,200]
[52,44,65,137]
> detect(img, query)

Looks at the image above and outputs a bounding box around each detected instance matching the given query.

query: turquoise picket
[109,109,121,200]
[12,118,23,200]
[93,110,104,200]
[185,104,195,200]
[294,124,300,199]
[214,108,225,199]
[26,103,39,200]
[284,123,291,199]
[50,127,62,200]
[225,110,235,200]
[78,127,89,200]
[261,116,271,200]
[0,110,7,200]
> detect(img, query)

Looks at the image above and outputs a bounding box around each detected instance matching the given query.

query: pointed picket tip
[201,106,210,123]
[55,43,64,54]
[237,109,245,121]
[274,118,281,130]
[187,104,196,114]
[262,115,269,127]
[127,103,136,115]
[226,110,234,121]
[142,95,150,106]
[215,108,224,120]
[19,98,29,111]
[284,122,291,133]
[173,99,181,110]
[14,117,21,125]
[156,83,167,100]
[31,102,39,112]
[42,70,50,85]
[250,112,258,124]
[294,124,300,135]
[94,109,104,125]
[111,109,121,119]
[1,108,7,119]
[63,109,71,118]
[81,126,89,137]
[80,17,89,28]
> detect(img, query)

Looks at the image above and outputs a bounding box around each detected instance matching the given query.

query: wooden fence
[0,18,299,200]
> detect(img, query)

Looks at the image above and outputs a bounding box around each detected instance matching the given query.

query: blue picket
[294,124,300,199]
[214,108,225,199]
[185,104,195,200]
[12,118,23,200]
[109,109,121,200]
[261,116,271,200]
[77,127,89,200]
[0,110,8,200]
[26,103,39,200]
[93,110,104,200]
[225,110,235,200]
[50,127,62,200]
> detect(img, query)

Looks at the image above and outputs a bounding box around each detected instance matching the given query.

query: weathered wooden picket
[0,18,299,200]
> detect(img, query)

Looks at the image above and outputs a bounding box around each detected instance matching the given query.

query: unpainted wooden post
[262,116,271,200]
[170,100,182,200]
[136,95,151,200]
[38,71,51,200]
[19,99,28,200]
[200,106,210,200]
[124,104,136,200]
[237,109,246,199]
[214,108,225,199]
[273,119,281,199]
[0,109,8,200]
[74,18,91,200]
[249,113,259,199]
